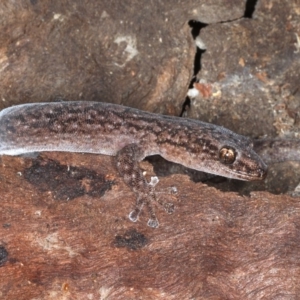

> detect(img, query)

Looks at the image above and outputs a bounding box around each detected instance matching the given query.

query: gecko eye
[219,146,236,164]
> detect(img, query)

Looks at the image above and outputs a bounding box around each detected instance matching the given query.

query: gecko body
[0,101,267,227]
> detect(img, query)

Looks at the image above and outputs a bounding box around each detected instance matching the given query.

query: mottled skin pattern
[0,101,267,227]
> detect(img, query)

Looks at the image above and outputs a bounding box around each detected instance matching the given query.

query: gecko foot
[129,206,159,228]
[147,217,159,228]
[128,195,172,228]
[129,209,140,222]
[128,189,165,228]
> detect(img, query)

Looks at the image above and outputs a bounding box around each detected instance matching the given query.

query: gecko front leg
[115,143,175,228]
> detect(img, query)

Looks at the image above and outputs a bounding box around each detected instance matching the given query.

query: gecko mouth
[227,165,268,181]
[216,160,268,181]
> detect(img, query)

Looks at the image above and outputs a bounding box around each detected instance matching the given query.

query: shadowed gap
[244,0,258,18]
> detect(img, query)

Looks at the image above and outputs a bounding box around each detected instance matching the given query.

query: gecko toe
[129,209,140,222]
[169,186,178,194]
[147,217,159,228]
[163,202,175,214]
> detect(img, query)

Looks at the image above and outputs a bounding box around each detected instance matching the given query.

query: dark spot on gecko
[30,0,38,5]
[44,113,55,119]
[65,117,81,124]
[0,246,8,266]
[66,108,84,115]
[30,121,43,129]
[27,111,43,121]
[52,107,64,114]
[17,114,26,123]
[85,118,96,125]
[23,157,115,201]
[114,229,148,250]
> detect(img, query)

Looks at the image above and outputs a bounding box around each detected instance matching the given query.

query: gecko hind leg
[115,143,175,228]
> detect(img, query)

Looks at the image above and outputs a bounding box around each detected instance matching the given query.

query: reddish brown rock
[189,1,300,140]
[1,152,300,299]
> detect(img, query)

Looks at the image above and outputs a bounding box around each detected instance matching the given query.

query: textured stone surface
[0,0,190,114]
[0,0,245,116]
[190,0,246,23]
[188,0,300,139]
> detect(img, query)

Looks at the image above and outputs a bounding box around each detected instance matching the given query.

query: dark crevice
[180,21,208,116]
[183,0,257,116]
[244,0,258,18]
[188,20,207,76]
[180,97,190,117]
[188,20,207,39]
[193,48,206,78]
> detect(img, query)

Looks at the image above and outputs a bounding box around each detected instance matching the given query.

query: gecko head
[188,125,268,181]
[214,142,268,181]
